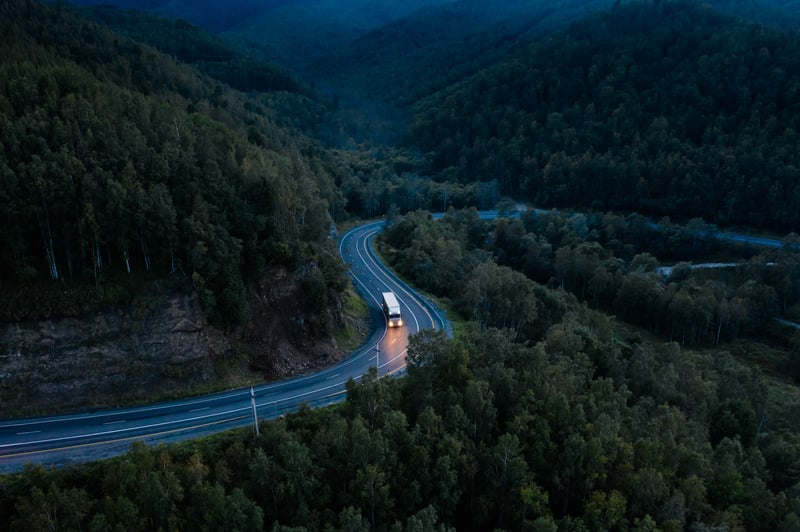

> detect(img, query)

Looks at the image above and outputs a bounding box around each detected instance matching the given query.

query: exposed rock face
[0,267,363,418]
[0,292,224,416]
[238,267,346,380]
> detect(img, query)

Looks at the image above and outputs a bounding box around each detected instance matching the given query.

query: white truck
[381,291,403,328]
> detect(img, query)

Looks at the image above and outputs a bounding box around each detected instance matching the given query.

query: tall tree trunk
[37,202,59,281]
[140,237,151,272]
[95,240,102,270]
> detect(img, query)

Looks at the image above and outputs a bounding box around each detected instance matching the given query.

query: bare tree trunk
[95,240,102,270]
[37,203,59,281]
[140,237,151,272]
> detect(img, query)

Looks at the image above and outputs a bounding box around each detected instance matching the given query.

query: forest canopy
[410,0,800,231]
[0,0,347,324]
[3,209,800,530]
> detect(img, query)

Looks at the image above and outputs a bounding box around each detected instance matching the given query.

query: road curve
[0,220,448,473]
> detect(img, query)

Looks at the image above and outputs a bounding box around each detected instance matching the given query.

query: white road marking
[102,420,126,425]
[190,407,209,413]
[16,430,40,436]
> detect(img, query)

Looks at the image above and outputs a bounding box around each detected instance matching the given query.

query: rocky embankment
[0,292,225,417]
[0,267,362,418]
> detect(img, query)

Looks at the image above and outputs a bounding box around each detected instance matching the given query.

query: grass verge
[335,286,371,352]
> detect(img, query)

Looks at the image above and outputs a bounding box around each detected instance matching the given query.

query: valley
[2,0,800,530]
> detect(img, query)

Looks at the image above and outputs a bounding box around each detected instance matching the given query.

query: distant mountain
[219,0,455,70]
[62,0,800,80]
[409,0,800,231]
[77,4,311,97]
[308,0,800,107]
[708,0,800,30]
[1,0,346,325]
[309,0,620,105]
[63,0,292,32]
[63,0,456,68]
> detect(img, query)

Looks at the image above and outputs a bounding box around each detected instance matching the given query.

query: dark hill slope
[77,4,310,97]
[410,0,800,231]
[63,0,282,32]
[310,0,620,106]
[219,0,454,70]
[710,0,800,31]
[0,0,346,325]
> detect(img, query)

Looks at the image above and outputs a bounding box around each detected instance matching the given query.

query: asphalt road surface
[0,220,448,473]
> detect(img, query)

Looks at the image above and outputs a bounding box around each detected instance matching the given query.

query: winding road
[0,220,448,473]
[0,210,786,473]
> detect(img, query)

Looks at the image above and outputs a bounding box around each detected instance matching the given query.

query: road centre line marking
[0,408,251,450]
[356,229,422,333]
[357,228,434,334]
[1,416,248,460]
[3,374,360,451]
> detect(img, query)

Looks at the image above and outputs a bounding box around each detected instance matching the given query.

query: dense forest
[2,209,800,529]
[381,208,800,367]
[410,1,800,231]
[0,0,349,326]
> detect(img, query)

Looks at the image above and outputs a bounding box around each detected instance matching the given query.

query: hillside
[309,0,619,106]
[217,0,454,70]
[710,0,800,30]
[77,4,310,98]
[309,0,624,106]
[410,0,800,231]
[307,0,800,106]
[65,0,456,69]
[0,0,359,409]
[2,209,800,529]
[61,0,284,32]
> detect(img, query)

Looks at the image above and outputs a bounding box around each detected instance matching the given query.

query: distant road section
[470,208,786,248]
[0,220,448,473]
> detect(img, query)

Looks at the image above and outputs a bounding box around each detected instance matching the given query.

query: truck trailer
[381,291,403,328]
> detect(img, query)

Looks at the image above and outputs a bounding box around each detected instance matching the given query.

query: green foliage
[710,399,758,448]
[4,289,800,530]
[411,0,800,231]
[381,209,554,341]
[0,0,347,326]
